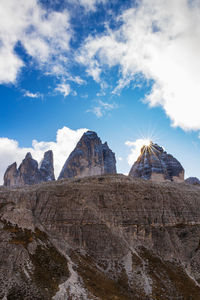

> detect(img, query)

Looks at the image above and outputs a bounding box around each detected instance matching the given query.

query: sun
[142,139,152,147]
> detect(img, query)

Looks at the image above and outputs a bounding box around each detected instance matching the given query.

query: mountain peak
[58,131,116,179]
[129,142,184,182]
[4,150,55,187]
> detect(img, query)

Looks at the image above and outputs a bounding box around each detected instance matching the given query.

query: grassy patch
[140,247,200,300]
[71,252,131,300]
[30,245,69,297]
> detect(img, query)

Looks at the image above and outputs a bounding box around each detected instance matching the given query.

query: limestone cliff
[58,131,116,179]
[129,142,184,182]
[1,175,200,299]
[4,150,55,187]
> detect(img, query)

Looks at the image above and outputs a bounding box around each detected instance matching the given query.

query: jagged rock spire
[129,142,184,182]
[58,131,116,179]
[39,150,55,181]
[4,150,55,187]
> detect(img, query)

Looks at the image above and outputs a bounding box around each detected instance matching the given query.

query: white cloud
[0,0,71,84]
[55,83,71,97]
[68,76,86,85]
[0,127,88,185]
[125,138,152,166]
[24,90,42,98]
[78,0,200,131]
[87,100,118,117]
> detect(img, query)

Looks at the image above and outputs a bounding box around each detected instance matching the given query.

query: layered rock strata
[4,150,55,187]
[1,175,200,299]
[129,142,184,182]
[58,131,116,179]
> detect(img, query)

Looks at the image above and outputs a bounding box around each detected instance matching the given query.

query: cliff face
[58,131,116,179]
[1,175,200,299]
[129,142,184,182]
[4,151,55,187]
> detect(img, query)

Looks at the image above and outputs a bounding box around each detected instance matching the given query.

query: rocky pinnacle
[58,131,116,179]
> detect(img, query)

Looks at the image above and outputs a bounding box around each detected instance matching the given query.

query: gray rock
[185,177,200,185]
[3,150,55,187]
[3,162,18,187]
[1,175,200,299]
[58,131,116,179]
[129,142,184,182]
[39,150,55,182]
[17,152,41,186]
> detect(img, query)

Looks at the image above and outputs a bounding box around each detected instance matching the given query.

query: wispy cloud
[77,0,108,11]
[23,90,43,99]
[87,100,118,117]
[55,83,71,97]
[67,75,86,85]
[78,0,200,131]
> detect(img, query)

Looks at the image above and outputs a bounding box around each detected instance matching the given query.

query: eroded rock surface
[129,142,184,182]
[58,131,116,179]
[1,175,200,299]
[4,150,55,187]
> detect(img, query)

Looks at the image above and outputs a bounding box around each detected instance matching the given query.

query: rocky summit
[185,177,200,185]
[1,175,200,299]
[58,131,116,179]
[39,150,55,182]
[129,142,184,182]
[4,150,55,187]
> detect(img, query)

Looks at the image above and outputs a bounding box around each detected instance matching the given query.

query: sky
[1,0,200,183]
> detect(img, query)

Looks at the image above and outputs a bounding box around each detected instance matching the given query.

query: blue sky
[0,0,200,183]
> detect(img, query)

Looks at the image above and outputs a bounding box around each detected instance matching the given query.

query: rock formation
[3,162,18,187]
[39,150,55,182]
[185,177,200,185]
[4,150,55,187]
[1,175,200,299]
[58,131,116,179]
[129,142,184,182]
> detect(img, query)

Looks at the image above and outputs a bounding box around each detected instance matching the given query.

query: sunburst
[139,139,161,162]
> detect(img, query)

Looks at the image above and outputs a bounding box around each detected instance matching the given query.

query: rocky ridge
[4,150,55,187]
[0,175,200,299]
[58,131,116,179]
[129,142,184,182]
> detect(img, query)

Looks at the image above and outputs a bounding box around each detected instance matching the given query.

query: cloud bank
[78,0,200,131]
[0,127,88,185]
